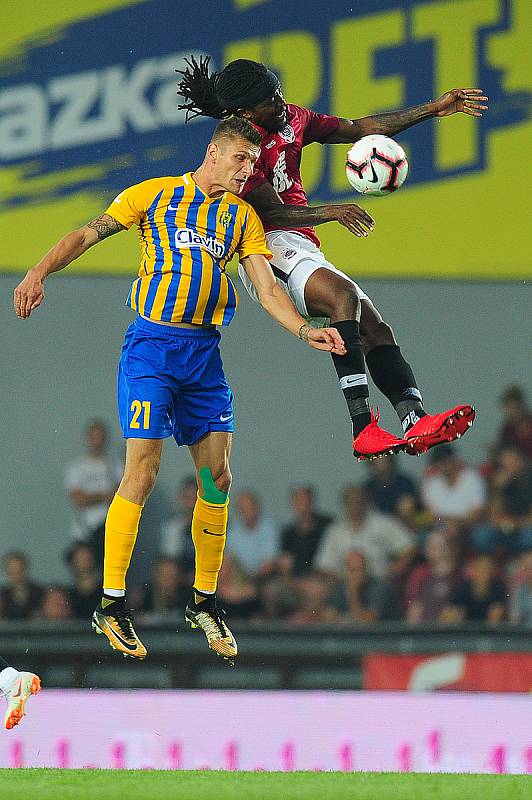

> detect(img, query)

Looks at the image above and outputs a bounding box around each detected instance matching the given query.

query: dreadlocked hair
[176,55,226,122]
[177,56,280,123]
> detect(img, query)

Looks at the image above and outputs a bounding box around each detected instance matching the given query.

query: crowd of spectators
[1,386,531,628]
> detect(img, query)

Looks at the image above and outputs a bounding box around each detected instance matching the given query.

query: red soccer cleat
[353,410,407,461]
[405,404,475,455]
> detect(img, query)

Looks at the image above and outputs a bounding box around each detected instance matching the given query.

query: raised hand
[333,204,375,238]
[433,88,488,118]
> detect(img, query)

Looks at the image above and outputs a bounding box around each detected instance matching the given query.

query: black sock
[365,344,426,432]
[0,657,11,671]
[331,320,371,437]
[192,589,216,607]
[102,594,126,609]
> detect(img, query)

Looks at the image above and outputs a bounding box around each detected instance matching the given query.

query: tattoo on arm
[87,214,126,241]
[359,103,435,136]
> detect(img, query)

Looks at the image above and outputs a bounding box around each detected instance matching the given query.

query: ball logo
[174,228,225,259]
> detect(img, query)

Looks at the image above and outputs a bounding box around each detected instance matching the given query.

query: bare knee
[364,320,395,349]
[313,285,362,323]
[197,463,232,498]
[305,269,362,322]
[213,465,232,496]
[330,286,362,323]
[120,453,161,504]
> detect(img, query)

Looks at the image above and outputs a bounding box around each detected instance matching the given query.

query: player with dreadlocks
[178,56,485,460]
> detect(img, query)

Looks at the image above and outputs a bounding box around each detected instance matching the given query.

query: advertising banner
[1,1,530,279]
[1,690,531,773]
[364,653,532,692]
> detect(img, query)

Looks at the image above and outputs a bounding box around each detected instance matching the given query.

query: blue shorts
[117,316,234,446]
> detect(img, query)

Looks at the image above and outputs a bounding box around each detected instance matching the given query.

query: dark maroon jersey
[241,103,339,247]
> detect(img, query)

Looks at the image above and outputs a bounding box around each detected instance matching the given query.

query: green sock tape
[199,467,228,504]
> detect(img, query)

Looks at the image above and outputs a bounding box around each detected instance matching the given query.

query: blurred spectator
[405,529,461,624]
[159,475,197,577]
[39,586,73,621]
[421,445,486,525]
[217,555,261,620]
[473,445,532,555]
[496,385,532,459]
[226,491,280,579]
[65,542,101,620]
[335,551,400,623]
[64,420,122,553]
[260,553,298,621]
[0,552,43,620]
[281,485,333,575]
[136,558,189,619]
[395,493,431,551]
[446,554,507,624]
[315,485,415,581]
[287,573,340,625]
[510,550,532,625]
[364,458,417,516]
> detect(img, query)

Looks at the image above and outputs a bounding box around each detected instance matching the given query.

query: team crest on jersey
[279,125,295,143]
[219,211,232,228]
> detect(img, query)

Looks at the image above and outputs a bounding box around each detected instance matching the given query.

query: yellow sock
[103,493,143,591]
[191,494,228,594]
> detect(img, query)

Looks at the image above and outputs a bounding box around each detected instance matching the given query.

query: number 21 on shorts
[130,400,151,430]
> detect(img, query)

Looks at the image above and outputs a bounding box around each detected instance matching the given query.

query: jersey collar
[186,171,226,201]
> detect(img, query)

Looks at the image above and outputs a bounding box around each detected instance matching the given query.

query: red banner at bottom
[364,653,532,692]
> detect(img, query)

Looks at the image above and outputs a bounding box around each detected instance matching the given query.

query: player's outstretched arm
[240,254,346,355]
[323,88,489,144]
[246,182,374,238]
[14,214,126,319]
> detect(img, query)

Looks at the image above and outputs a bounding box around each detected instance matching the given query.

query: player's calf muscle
[119,459,160,504]
[361,319,396,352]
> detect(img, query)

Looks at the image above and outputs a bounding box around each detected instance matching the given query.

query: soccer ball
[345,135,408,196]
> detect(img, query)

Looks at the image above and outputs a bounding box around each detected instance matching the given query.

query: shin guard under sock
[103,493,143,592]
[331,320,371,436]
[192,494,228,594]
[365,344,426,432]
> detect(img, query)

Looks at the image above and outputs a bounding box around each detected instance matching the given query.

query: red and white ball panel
[346,135,408,196]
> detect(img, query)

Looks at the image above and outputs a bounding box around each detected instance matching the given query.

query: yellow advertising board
[1,0,530,279]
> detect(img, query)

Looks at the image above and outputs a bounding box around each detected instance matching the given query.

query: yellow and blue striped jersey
[105,172,271,326]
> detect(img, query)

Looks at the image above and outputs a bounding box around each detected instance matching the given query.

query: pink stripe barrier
[339,743,353,772]
[0,690,530,773]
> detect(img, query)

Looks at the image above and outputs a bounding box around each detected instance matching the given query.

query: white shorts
[238,230,371,322]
